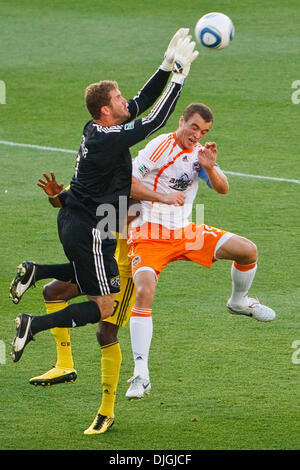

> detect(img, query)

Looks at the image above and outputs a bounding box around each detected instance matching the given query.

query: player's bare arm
[198,142,229,194]
[130,177,185,206]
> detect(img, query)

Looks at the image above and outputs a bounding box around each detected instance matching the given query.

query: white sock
[229,262,257,308]
[130,307,153,380]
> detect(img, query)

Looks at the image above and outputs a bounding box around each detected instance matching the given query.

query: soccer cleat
[11,314,34,362]
[125,375,151,400]
[83,414,114,435]
[29,366,77,386]
[227,297,276,322]
[9,261,36,304]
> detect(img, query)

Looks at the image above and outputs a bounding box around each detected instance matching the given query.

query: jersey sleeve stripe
[145,86,182,138]
[141,82,175,125]
[151,136,178,163]
[149,134,174,163]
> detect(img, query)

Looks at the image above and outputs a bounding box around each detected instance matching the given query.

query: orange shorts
[128,222,232,278]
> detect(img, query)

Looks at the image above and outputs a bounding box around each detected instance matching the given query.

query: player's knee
[43,282,58,301]
[244,240,257,264]
[96,328,105,345]
[96,322,118,346]
[135,283,155,305]
[235,239,257,265]
[43,280,78,302]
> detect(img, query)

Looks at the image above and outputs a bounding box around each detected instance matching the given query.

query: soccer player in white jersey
[126,103,276,399]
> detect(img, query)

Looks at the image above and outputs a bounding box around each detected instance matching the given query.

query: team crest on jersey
[169,173,193,191]
[124,121,135,130]
[110,276,121,288]
[138,164,150,177]
[132,256,141,268]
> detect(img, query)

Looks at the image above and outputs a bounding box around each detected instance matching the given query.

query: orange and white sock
[230,261,257,308]
[130,307,153,379]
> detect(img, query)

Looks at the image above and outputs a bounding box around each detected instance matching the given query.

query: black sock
[31,301,101,334]
[35,263,74,282]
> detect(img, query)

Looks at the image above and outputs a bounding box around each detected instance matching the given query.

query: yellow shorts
[128,222,231,278]
[103,235,135,327]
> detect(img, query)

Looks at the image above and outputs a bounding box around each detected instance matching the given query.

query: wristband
[160,59,173,72]
[48,192,62,199]
[171,73,185,85]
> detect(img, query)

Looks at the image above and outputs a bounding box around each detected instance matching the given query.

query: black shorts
[57,207,120,297]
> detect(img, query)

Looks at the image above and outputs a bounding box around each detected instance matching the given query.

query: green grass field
[0,0,299,453]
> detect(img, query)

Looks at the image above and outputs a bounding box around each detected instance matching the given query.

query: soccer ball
[194,12,234,50]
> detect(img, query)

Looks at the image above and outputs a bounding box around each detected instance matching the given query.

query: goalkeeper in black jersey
[10,29,198,435]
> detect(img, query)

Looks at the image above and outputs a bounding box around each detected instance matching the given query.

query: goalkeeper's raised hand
[161,28,190,72]
[171,37,199,84]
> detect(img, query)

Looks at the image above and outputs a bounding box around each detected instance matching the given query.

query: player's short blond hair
[85,80,118,120]
[183,103,214,123]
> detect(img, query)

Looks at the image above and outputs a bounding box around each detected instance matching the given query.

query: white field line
[0,140,75,154]
[224,171,300,185]
[1,139,300,185]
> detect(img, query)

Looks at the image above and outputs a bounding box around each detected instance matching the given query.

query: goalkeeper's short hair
[85,80,118,120]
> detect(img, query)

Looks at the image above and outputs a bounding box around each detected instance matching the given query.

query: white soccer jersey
[131,132,222,229]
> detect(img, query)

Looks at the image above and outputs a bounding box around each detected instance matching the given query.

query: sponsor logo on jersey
[169,173,193,191]
[138,164,150,177]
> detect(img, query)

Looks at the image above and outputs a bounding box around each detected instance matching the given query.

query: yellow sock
[45,301,74,370]
[98,342,122,418]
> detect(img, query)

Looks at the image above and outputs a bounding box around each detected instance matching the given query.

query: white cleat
[227,297,276,322]
[126,375,151,400]
[9,261,36,304]
[11,314,34,362]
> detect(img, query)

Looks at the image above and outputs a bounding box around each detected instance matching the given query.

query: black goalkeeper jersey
[60,68,183,230]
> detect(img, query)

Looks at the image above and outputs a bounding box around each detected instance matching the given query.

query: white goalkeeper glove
[160,28,190,72]
[171,37,199,84]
